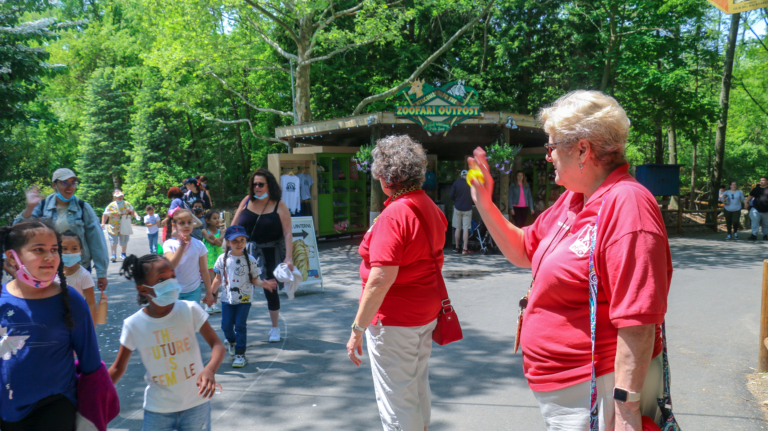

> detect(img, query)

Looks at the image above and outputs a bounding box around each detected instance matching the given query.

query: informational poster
[707,0,768,13]
[291,216,324,291]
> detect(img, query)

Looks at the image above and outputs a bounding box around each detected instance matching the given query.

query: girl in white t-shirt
[59,230,97,322]
[212,225,277,368]
[109,254,225,430]
[162,208,214,307]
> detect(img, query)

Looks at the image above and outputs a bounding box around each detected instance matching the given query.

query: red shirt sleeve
[367,214,405,267]
[599,230,672,328]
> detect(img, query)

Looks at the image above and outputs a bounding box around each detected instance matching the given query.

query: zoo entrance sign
[395,80,481,135]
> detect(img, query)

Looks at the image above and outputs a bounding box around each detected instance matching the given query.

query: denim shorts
[142,401,210,431]
[179,283,203,303]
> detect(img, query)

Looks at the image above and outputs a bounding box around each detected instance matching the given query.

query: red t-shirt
[521,164,672,392]
[358,190,448,326]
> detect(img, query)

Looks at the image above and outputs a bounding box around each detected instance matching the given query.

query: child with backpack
[211,226,277,368]
[0,221,103,429]
[109,254,225,430]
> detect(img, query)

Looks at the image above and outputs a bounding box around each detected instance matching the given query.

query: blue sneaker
[110,254,116,262]
[120,253,127,260]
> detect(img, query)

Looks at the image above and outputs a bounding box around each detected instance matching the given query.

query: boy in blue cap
[212,226,278,367]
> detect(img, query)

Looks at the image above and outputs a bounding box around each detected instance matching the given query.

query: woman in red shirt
[470,91,673,431]
[346,135,448,431]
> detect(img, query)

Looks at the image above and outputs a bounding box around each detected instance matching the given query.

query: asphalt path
[94,227,768,430]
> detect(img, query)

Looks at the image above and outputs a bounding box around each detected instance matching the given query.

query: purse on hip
[400,198,463,345]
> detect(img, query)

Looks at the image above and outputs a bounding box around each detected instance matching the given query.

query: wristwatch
[351,322,367,333]
[613,387,642,403]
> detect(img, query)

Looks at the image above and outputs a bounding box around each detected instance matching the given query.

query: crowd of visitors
[4,90,764,431]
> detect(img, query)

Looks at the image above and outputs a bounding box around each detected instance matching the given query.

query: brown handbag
[400,198,463,345]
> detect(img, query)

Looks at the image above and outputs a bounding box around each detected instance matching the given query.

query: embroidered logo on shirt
[569,224,595,257]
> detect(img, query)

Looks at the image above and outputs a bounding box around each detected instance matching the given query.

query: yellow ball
[466,169,485,186]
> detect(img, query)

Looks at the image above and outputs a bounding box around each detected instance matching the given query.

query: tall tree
[708,13,740,215]
[76,68,132,207]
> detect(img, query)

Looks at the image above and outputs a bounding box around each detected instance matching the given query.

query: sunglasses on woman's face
[543,142,559,157]
[58,180,79,188]
[253,182,266,188]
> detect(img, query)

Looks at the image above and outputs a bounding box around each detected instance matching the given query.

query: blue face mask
[253,192,269,200]
[145,279,181,307]
[61,252,82,268]
[56,192,75,202]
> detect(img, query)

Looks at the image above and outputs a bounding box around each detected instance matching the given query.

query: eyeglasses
[253,182,266,188]
[543,142,559,157]
[57,180,79,188]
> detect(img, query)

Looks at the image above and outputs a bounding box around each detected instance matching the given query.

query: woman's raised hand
[25,185,43,207]
[468,146,495,208]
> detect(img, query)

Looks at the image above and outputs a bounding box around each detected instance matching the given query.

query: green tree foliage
[3,0,768,219]
[76,68,132,206]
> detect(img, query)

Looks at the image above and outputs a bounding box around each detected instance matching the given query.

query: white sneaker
[203,304,213,315]
[223,340,234,356]
[211,303,220,313]
[232,354,247,368]
[268,327,281,343]
[726,234,732,240]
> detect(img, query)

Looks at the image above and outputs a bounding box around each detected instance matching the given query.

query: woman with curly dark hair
[232,169,294,343]
[346,135,449,431]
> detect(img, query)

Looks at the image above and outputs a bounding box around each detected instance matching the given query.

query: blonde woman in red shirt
[470,91,673,431]
[347,135,448,431]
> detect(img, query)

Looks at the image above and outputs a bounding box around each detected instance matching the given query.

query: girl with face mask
[0,221,104,429]
[109,254,225,430]
[55,231,98,322]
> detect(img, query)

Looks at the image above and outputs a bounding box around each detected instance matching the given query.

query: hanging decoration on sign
[395,80,482,136]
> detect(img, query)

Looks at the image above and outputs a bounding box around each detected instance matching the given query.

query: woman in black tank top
[232,169,294,343]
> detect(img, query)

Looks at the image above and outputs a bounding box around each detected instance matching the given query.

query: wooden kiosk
[271,81,550,237]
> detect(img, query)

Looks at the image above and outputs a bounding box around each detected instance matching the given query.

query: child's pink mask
[9,249,56,289]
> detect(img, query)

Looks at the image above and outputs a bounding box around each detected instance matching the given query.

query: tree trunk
[600,3,619,92]
[668,122,678,208]
[230,99,249,182]
[708,13,740,223]
[294,17,313,126]
[689,133,698,210]
[654,120,663,164]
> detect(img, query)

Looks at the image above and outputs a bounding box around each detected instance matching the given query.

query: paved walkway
[98,228,768,430]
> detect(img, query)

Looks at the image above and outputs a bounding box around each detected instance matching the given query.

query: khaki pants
[366,319,438,431]
[532,354,664,431]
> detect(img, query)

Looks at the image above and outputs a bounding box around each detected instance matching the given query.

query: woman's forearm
[614,324,655,393]
[475,198,531,268]
[353,267,399,327]
[614,324,655,430]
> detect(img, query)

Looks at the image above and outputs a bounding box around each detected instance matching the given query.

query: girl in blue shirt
[0,220,101,430]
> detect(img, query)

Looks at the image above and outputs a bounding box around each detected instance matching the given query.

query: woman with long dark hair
[232,169,294,343]
[509,170,535,227]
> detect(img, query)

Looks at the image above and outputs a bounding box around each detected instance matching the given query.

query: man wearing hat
[183,177,211,209]
[13,168,110,290]
[101,189,140,262]
[450,169,475,255]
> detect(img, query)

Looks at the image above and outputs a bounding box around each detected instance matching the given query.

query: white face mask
[144,279,181,307]
[61,252,82,268]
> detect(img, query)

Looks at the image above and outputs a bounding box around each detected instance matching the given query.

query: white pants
[366,319,438,431]
[532,354,664,431]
